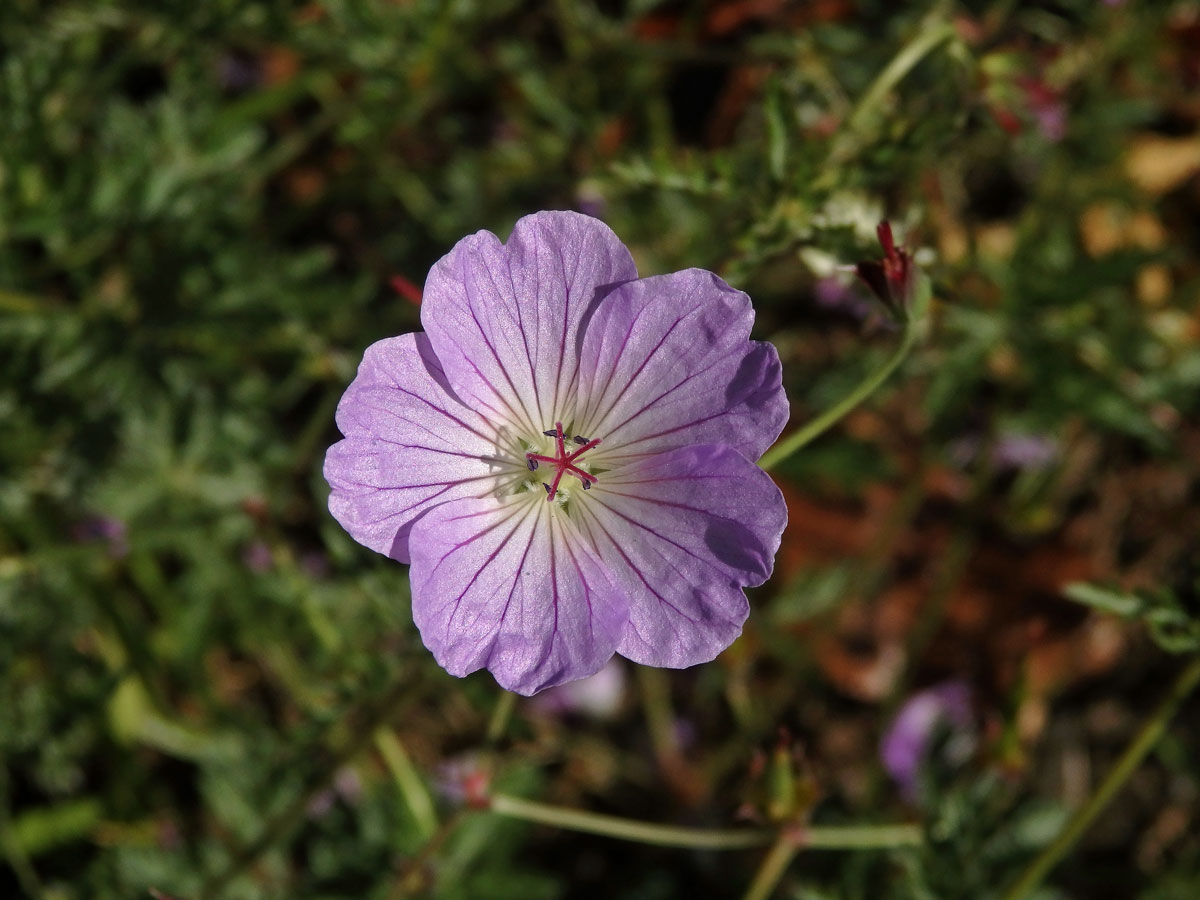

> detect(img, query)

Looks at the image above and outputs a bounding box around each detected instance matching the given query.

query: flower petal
[573,444,786,668]
[574,268,788,463]
[324,333,519,563]
[420,211,638,438]
[409,495,629,695]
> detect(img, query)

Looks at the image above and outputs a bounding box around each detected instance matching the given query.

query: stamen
[530,423,602,501]
[566,437,601,461]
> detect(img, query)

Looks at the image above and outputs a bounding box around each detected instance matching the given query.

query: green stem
[637,666,682,770]
[387,810,468,900]
[759,310,921,472]
[740,830,802,900]
[485,691,518,745]
[999,655,1200,900]
[491,793,770,849]
[489,793,921,852]
[845,21,958,134]
[793,823,924,849]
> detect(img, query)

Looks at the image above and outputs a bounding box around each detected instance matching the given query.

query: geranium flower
[880,681,975,803]
[325,211,788,694]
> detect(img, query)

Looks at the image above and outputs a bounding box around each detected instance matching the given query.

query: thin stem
[637,667,681,769]
[485,691,517,745]
[845,21,958,134]
[491,793,772,849]
[489,793,921,852]
[740,830,802,900]
[387,810,468,900]
[999,656,1200,900]
[759,312,920,472]
[796,823,924,849]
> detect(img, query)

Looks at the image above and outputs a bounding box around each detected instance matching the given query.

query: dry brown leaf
[1125,134,1200,195]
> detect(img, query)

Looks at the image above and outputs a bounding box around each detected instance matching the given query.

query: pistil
[526,422,601,500]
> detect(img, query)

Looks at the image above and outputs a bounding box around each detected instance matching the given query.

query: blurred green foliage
[3,0,1200,898]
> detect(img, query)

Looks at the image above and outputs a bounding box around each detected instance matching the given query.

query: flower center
[525,421,601,501]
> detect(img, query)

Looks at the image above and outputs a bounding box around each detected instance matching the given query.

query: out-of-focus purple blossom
[1031,99,1067,142]
[575,186,607,219]
[880,681,974,802]
[333,766,363,803]
[305,766,364,819]
[242,540,273,573]
[814,275,873,321]
[323,211,789,695]
[435,754,491,809]
[73,515,129,559]
[529,658,627,719]
[1022,78,1067,143]
[950,432,1058,472]
[992,432,1059,470]
[673,717,698,753]
[216,52,261,93]
[300,550,330,579]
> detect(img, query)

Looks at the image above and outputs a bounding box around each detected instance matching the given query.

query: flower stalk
[999,655,1200,900]
[488,792,920,853]
[759,268,930,472]
[845,21,959,135]
[740,829,804,900]
[485,691,518,745]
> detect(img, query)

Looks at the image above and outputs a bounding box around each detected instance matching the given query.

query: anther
[573,435,590,445]
[543,484,554,496]
[581,480,591,490]
[526,457,538,471]
[543,429,560,438]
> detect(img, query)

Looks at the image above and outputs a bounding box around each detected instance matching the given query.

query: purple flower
[324,211,788,695]
[992,431,1058,471]
[880,681,974,802]
[813,275,873,321]
[529,658,627,718]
